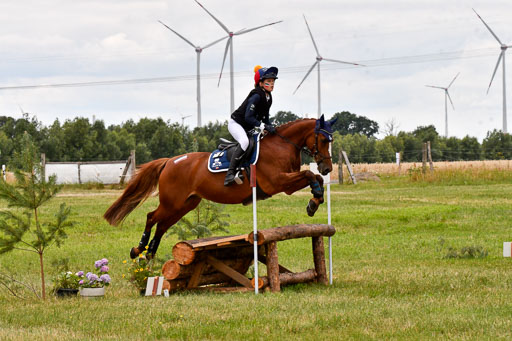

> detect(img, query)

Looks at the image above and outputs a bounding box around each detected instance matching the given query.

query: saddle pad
[207,134,261,173]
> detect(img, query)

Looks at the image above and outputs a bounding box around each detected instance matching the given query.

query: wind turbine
[194,0,282,112]
[181,114,192,126]
[294,15,363,118]
[425,73,459,138]
[473,8,511,134]
[159,20,227,127]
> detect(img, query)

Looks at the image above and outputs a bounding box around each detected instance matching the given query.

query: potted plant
[52,271,80,297]
[77,258,111,297]
[123,250,160,295]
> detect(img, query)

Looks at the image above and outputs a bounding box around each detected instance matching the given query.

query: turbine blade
[195,0,230,34]
[446,91,455,110]
[303,15,320,57]
[217,38,231,87]
[487,51,504,94]
[293,61,318,94]
[472,8,503,45]
[202,35,228,49]
[447,72,460,89]
[158,20,196,48]
[235,20,283,35]
[425,85,445,90]
[323,57,364,67]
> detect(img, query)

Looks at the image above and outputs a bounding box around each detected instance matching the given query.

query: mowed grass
[1,175,512,340]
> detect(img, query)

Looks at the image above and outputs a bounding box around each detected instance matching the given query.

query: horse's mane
[276,118,315,131]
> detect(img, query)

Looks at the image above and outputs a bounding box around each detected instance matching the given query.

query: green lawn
[1,176,512,340]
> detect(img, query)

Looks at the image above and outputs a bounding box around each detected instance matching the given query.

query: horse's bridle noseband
[276,132,331,165]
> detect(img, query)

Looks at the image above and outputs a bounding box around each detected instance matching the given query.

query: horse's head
[309,115,337,175]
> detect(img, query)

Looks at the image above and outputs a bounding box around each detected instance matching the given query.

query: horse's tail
[103,158,169,226]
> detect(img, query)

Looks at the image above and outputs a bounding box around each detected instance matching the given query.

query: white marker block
[503,242,512,257]
[145,276,164,296]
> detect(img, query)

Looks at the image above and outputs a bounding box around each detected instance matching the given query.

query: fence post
[130,150,136,177]
[40,153,46,181]
[396,152,401,176]
[120,152,135,185]
[427,141,434,172]
[422,143,427,174]
[338,149,343,184]
[342,151,357,184]
[78,162,81,184]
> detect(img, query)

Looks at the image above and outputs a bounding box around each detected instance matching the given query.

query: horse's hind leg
[146,196,202,257]
[130,210,159,259]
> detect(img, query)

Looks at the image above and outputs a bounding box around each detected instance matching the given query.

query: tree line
[0,111,511,168]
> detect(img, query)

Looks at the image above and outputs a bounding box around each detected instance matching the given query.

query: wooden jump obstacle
[161,224,336,293]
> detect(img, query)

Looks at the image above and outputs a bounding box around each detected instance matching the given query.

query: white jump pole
[251,164,259,294]
[327,178,332,285]
[310,159,333,285]
[328,144,333,285]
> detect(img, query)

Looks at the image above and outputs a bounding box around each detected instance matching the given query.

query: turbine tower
[425,73,459,138]
[159,20,227,127]
[473,8,511,134]
[195,0,282,112]
[294,15,363,118]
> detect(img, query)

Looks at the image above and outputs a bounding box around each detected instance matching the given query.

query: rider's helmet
[254,65,279,86]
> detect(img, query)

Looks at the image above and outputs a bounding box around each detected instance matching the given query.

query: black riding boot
[224,146,245,186]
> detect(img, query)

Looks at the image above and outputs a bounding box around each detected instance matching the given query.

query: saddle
[207,133,261,173]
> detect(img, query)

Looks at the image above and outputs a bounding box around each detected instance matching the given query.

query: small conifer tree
[170,200,229,240]
[0,132,73,299]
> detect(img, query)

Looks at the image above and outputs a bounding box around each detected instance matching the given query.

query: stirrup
[234,170,244,185]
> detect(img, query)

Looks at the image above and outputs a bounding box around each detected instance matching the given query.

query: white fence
[42,151,135,185]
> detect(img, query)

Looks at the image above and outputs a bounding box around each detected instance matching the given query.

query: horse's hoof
[130,247,141,259]
[307,200,317,217]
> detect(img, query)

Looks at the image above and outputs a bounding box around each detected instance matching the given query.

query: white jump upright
[250,164,259,294]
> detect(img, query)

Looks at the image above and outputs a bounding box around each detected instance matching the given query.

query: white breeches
[228,119,249,151]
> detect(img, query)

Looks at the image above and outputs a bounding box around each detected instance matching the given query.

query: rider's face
[261,78,275,92]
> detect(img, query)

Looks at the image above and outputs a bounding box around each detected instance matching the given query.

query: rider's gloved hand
[264,124,276,134]
[259,122,265,132]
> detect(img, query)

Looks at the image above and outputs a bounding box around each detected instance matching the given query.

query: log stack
[161,224,336,293]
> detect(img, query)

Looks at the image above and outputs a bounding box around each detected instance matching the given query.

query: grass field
[1,172,512,340]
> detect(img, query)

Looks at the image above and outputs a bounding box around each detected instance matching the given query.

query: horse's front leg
[271,170,326,217]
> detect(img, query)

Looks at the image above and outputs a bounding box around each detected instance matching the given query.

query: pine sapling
[0,132,73,299]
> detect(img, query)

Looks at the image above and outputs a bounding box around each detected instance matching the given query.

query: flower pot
[56,288,79,297]
[79,287,105,298]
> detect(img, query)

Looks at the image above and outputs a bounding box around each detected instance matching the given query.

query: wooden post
[312,236,328,285]
[266,242,280,292]
[186,260,207,289]
[338,149,343,184]
[77,162,81,184]
[130,149,136,177]
[396,152,401,176]
[341,151,357,184]
[40,153,46,181]
[427,141,434,172]
[119,151,135,185]
[422,143,427,174]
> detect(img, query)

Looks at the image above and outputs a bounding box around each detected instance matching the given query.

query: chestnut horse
[104,115,336,258]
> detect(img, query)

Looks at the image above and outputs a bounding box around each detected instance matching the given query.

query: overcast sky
[1,0,511,141]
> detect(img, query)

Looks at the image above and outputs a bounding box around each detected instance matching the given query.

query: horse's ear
[329,116,338,126]
[319,114,325,128]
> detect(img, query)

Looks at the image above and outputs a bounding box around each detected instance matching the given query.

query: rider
[224,65,278,186]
